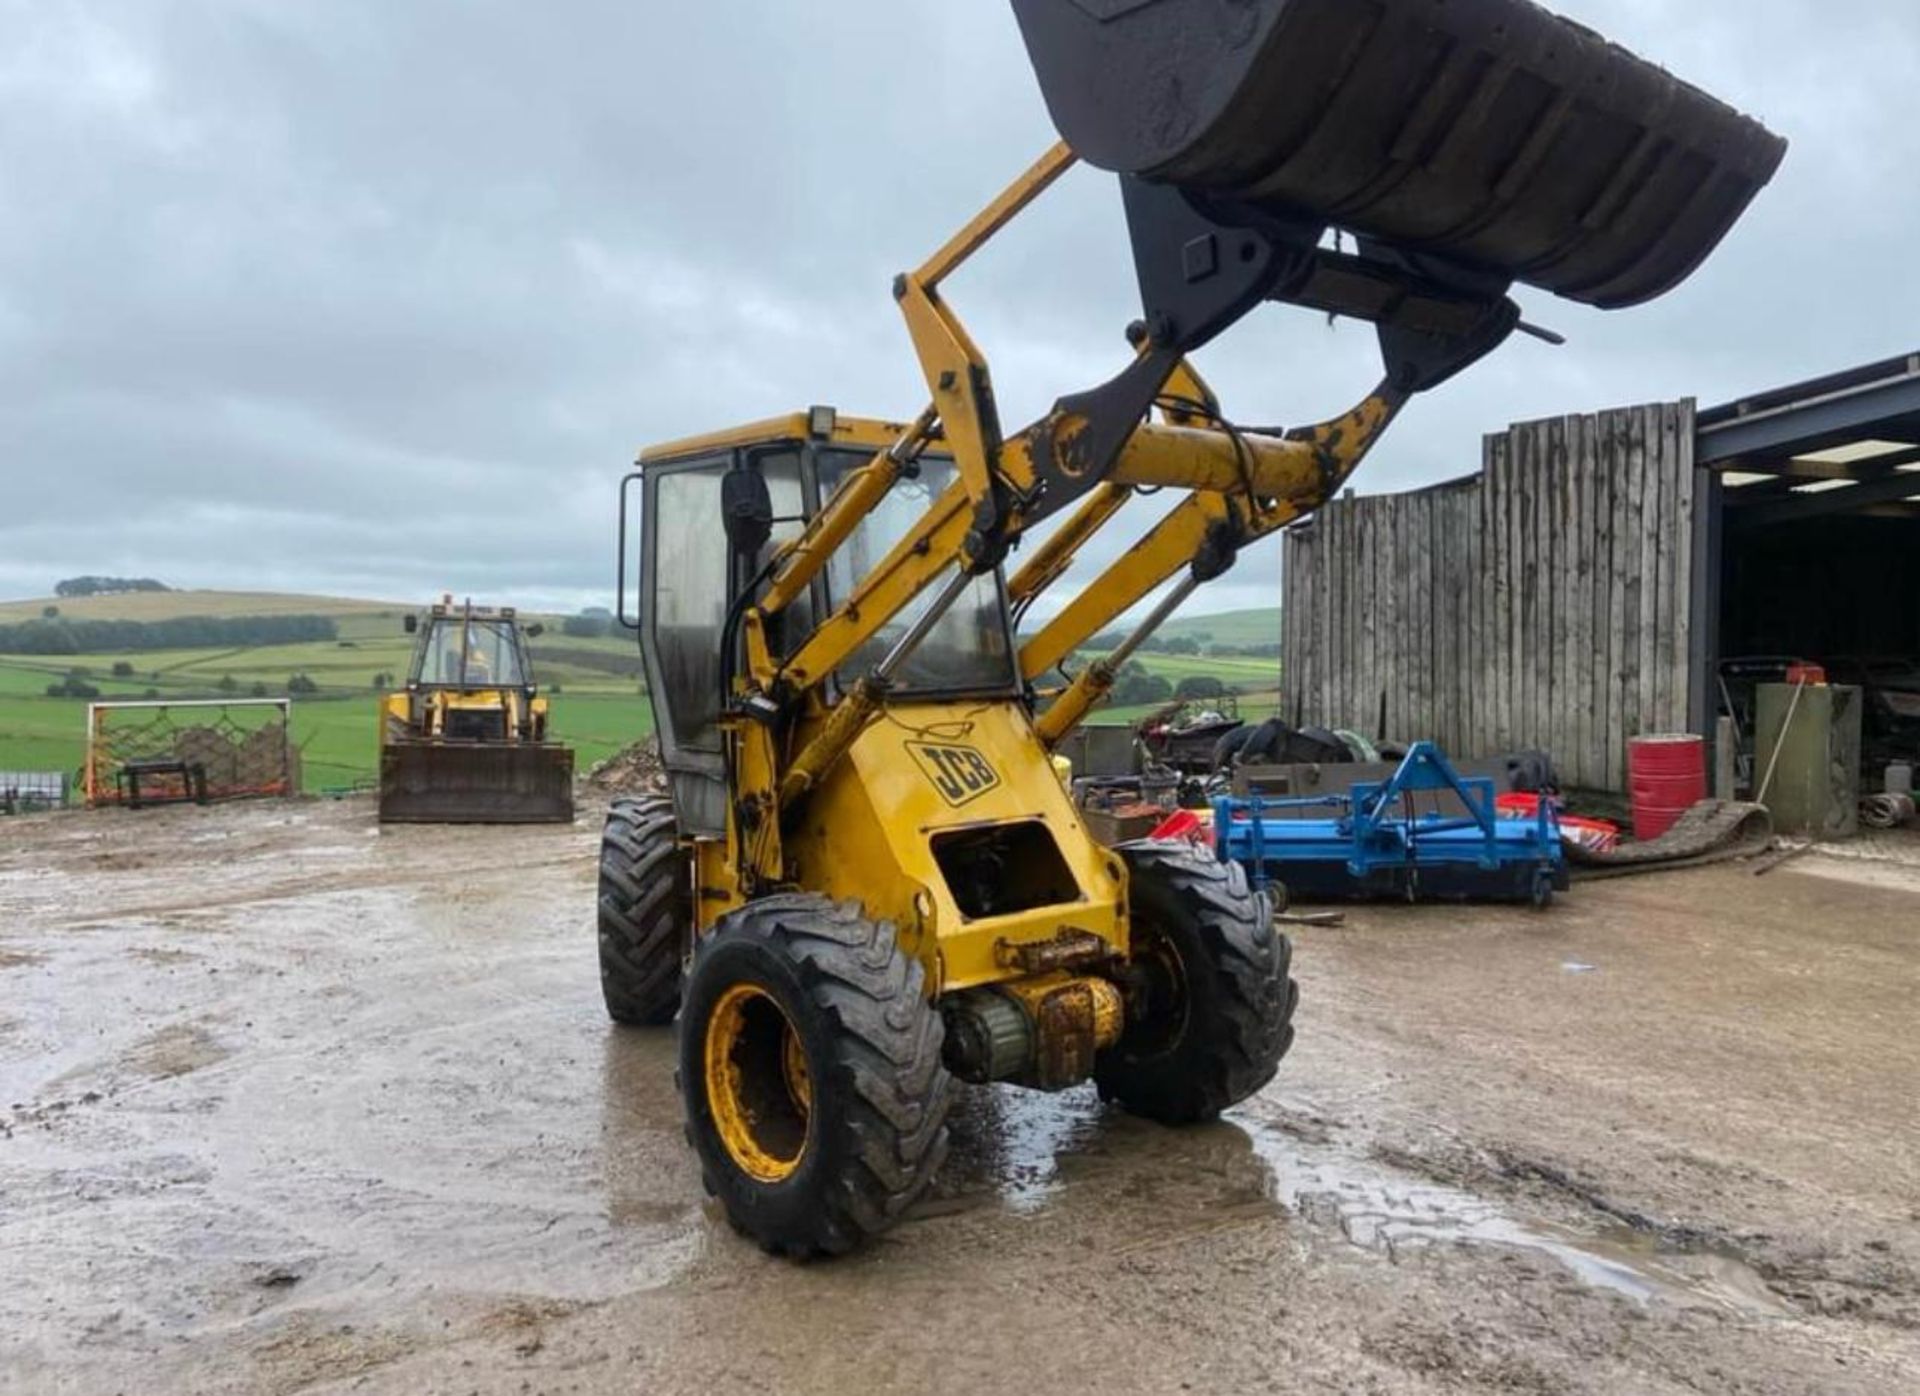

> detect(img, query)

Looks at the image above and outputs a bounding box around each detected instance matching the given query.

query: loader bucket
[1011,0,1785,307]
[377,741,576,824]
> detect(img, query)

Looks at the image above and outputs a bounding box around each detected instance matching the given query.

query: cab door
[640,448,808,836]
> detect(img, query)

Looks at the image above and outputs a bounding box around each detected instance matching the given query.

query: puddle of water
[0,877,705,1366]
[940,1086,1789,1319]
[942,1084,1106,1213]
[1232,1111,1794,1319]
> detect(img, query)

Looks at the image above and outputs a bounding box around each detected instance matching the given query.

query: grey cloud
[1,1,1915,618]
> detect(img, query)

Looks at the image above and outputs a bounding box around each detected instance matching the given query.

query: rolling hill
[1153,606,1281,648]
[0,591,1282,794]
[0,589,408,624]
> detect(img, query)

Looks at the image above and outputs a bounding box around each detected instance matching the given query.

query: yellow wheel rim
[703,983,811,1183]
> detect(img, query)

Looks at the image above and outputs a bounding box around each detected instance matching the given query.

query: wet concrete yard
[3,798,1918,1393]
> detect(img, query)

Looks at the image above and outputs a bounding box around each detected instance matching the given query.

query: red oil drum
[1627,734,1706,842]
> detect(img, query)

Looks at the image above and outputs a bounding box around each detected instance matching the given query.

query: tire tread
[597,795,690,1026]
[1096,840,1297,1123]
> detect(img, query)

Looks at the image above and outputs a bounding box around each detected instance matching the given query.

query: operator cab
[634,410,1020,835]
[407,608,534,692]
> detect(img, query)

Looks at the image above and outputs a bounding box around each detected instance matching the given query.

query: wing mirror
[722,462,773,557]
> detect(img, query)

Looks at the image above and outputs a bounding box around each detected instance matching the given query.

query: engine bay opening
[930,820,1081,921]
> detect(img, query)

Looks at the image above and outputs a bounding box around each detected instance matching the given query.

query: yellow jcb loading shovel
[597,0,1783,1256]
[378,599,574,824]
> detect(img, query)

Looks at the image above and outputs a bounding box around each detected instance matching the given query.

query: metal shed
[1280,353,1920,792]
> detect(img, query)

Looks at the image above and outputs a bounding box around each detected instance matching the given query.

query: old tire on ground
[598,796,691,1026]
[677,894,951,1257]
[1096,841,1295,1123]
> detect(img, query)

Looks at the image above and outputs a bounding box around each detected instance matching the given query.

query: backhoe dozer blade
[378,741,575,824]
[1011,0,1786,308]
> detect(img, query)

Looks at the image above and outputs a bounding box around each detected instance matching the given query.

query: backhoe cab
[599,0,1783,1256]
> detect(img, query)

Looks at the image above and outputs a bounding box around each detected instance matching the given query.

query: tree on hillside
[562,608,612,639]
[286,673,319,695]
[53,576,170,597]
[217,674,238,693]
[111,661,134,677]
[1109,661,1172,707]
[0,613,337,654]
[4,619,78,655]
[1175,675,1227,700]
[1208,642,1281,659]
[41,605,57,619]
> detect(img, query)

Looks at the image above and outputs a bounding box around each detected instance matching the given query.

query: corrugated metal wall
[1281,400,1696,791]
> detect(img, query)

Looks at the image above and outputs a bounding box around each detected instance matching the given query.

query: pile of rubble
[580,737,667,796]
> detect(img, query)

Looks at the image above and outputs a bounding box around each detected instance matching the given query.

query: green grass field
[1153,605,1280,648]
[0,590,1278,792]
[1106,652,1279,685]
[1088,688,1283,727]
[2,638,1262,788]
[0,590,654,793]
[0,682,655,794]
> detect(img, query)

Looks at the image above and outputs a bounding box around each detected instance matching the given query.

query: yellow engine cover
[783,700,1127,994]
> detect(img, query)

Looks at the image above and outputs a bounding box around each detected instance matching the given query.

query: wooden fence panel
[1276,399,1693,789]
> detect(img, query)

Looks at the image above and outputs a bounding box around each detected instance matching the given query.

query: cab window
[646,452,806,753]
[816,448,1016,694]
[417,619,526,687]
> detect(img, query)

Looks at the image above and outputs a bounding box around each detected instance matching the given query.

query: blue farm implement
[1213,743,1567,906]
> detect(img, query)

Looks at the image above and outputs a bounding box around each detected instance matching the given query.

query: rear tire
[597,796,690,1026]
[1097,841,1295,1123]
[678,894,950,1257]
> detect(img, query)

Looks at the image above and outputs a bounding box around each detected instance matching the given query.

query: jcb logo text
[907,742,1001,808]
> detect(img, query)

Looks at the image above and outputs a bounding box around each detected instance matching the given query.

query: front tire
[1097,841,1296,1123]
[678,895,951,1257]
[597,796,690,1026]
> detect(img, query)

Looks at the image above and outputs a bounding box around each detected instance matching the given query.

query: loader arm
[746,123,1528,698]
[730,149,1481,806]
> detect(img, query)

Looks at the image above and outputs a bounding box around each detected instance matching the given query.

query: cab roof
[638,408,910,465]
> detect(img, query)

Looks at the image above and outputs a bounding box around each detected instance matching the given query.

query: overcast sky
[2,1,1915,619]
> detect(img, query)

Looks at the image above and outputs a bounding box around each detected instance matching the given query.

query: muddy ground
[2,797,1917,1395]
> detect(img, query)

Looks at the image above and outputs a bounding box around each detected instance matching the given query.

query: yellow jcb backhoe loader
[598,0,1784,1254]
[379,598,574,823]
